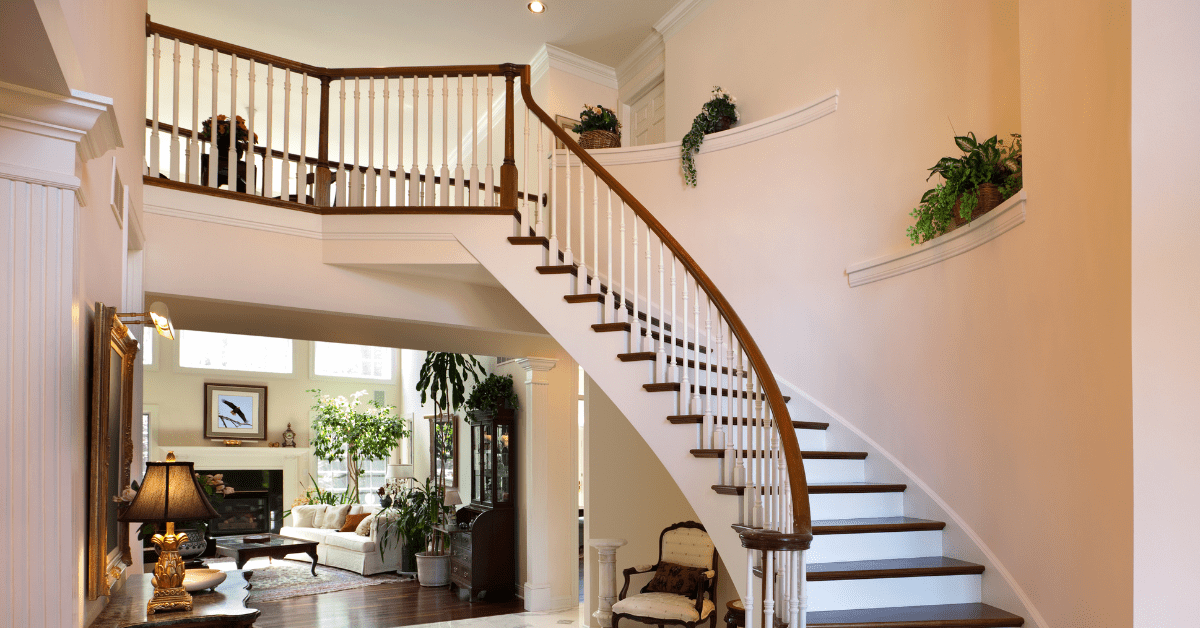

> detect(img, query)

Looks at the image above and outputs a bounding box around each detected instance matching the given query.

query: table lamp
[119,451,219,614]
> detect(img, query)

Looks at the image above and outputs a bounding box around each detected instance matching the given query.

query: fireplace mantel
[151,445,314,515]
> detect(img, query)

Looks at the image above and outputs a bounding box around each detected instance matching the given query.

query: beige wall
[599,1,1131,626]
[584,379,734,627]
[543,67,619,127]
[1131,2,1199,623]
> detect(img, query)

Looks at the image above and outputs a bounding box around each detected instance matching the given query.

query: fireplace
[197,469,284,536]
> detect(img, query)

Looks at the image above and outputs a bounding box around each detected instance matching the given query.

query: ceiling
[148,0,678,70]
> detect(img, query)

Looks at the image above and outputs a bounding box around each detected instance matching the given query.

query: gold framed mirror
[87,302,138,599]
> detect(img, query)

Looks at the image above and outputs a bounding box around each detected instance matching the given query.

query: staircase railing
[144,20,812,626]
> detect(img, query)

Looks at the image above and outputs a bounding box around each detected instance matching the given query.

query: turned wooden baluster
[425,76,435,205]
[282,68,292,199]
[365,77,376,206]
[410,77,421,206]
[299,73,310,203]
[150,33,161,178]
[456,75,466,206]
[227,54,238,192]
[440,76,449,205]
[380,77,390,206]
[485,76,494,206]
[169,37,180,181]
[245,61,256,195]
[188,43,200,184]
[207,49,219,188]
[263,64,275,197]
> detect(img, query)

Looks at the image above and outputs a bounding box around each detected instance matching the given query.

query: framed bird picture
[204,383,268,441]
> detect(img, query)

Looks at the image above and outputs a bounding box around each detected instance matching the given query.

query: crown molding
[653,0,717,41]
[846,190,1028,287]
[0,82,121,163]
[531,44,617,90]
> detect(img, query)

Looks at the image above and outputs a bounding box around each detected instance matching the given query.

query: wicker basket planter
[579,129,621,149]
[952,183,1002,227]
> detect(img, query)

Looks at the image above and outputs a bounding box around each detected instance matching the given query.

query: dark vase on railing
[198,115,254,193]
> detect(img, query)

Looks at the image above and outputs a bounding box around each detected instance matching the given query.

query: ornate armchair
[611,522,718,628]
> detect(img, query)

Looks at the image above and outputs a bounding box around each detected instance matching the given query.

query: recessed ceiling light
[528,1,546,13]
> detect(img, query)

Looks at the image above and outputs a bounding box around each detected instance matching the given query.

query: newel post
[315,76,332,207]
[500,63,519,209]
[591,538,628,628]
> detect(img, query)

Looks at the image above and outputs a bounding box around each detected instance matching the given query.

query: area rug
[202,557,405,603]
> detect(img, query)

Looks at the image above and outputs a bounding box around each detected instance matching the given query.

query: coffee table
[214,534,319,576]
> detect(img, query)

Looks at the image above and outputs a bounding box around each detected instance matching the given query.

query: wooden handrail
[517,65,813,545]
[147,18,326,76]
[331,65,511,79]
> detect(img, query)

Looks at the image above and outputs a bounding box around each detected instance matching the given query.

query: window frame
[308,341,399,384]
[176,330,296,377]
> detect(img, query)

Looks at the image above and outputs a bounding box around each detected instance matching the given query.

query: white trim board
[529,44,618,90]
[570,91,838,166]
[653,0,717,41]
[845,190,1027,288]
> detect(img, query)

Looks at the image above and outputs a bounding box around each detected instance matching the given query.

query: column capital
[514,357,558,384]
[589,538,628,551]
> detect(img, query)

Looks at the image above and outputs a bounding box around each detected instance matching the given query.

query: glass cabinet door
[481,424,494,506]
[496,423,511,504]
[472,424,483,504]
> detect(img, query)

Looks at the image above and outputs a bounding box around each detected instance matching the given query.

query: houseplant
[680,86,740,187]
[308,389,410,503]
[572,104,622,149]
[465,373,519,416]
[378,478,452,581]
[907,132,1022,244]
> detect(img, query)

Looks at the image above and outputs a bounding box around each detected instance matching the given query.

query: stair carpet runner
[513,238,1025,628]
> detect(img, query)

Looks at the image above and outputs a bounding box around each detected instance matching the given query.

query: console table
[89,570,258,628]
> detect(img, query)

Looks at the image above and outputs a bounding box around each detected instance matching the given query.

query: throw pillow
[340,512,370,533]
[291,504,326,528]
[321,504,352,529]
[645,562,707,599]
[355,513,376,537]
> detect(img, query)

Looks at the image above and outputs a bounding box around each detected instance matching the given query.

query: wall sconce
[118,301,175,340]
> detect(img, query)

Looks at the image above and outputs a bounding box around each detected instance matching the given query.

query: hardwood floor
[251,581,525,628]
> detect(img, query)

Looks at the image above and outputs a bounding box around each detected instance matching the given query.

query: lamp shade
[443,488,462,506]
[119,452,219,524]
[386,464,414,480]
[148,301,175,340]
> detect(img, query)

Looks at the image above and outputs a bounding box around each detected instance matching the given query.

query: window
[313,341,393,380]
[142,327,154,366]
[316,454,387,505]
[178,330,293,373]
[141,411,151,475]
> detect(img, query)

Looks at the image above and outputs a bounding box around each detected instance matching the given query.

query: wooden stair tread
[812,517,947,535]
[508,236,548,246]
[806,556,984,581]
[696,449,865,459]
[536,264,578,275]
[668,415,829,430]
[565,293,604,303]
[618,352,748,377]
[807,603,1024,627]
[808,482,907,494]
[644,382,790,402]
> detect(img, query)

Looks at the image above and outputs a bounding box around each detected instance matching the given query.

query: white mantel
[151,445,314,516]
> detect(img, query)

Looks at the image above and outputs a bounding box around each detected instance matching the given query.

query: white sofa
[279,504,400,576]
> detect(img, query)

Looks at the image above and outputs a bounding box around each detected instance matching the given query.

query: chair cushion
[323,531,376,553]
[613,592,715,622]
[661,527,715,570]
[320,504,352,529]
[279,527,334,543]
[290,505,326,528]
[645,562,708,598]
[340,512,371,533]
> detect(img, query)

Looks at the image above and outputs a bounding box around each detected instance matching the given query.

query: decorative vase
[157,527,208,565]
[380,494,393,510]
[415,551,451,586]
[579,129,621,149]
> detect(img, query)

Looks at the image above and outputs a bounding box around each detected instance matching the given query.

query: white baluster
[744,551,757,628]
[618,195,626,329]
[381,78,390,206]
[397,77,405,205]
[351,76,361,206]
[208,49,219,187]
[245,61,256,195]
[702,294,713,450]
[150,33,161,178]
[469,75,479,206]
[548,134,558,261]
[188,43,200,184]
[734,344,747,487]
[485,76,494,206]
[604,186,613,325]
[680,270,690,411]
[521,103,529,233]
[592,173,600,301]
[338,78,348,205]
[577,160,587,295]
[632,215,641,351]
[410,77,421,206]
[300,73,310,203]
[656,242,667,383]
[283,68,292,199]
[169,37,180,181]
[644,223,652,353]
[564,148,573,268]
[715,316,728,483]
[728,333,741,486]
[425,76,436,205]
[366,77,376,206]
[536,123,545,242]
[440,75,449,205]
[455,75,466,206]
[263,64,274,197]
[670,253,678,384]
[228,54,238,192]
[763,549,775,628]
[797,550,808,628]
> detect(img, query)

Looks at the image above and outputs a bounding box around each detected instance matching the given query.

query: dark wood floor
[251,581,525,628]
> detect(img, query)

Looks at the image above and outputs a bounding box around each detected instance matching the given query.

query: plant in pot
[465,373,519,418]
[572,104,622,149]
[308,389,410,503]
[378,478,449,578]
[907,132,1022,245]
[680,86,739,187]
[413,352,485,585]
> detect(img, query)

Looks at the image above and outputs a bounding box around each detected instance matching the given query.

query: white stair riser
[807,530,943,563]
[806,574,981,612]
[796,428,826,450]
[808,491,904,519]
[801,458,864,483]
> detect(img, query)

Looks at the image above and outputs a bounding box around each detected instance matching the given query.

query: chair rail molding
[576,91,838,166]
[846,190,1028,288]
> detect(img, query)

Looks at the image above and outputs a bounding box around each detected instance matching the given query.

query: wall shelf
[846,190,1027,287]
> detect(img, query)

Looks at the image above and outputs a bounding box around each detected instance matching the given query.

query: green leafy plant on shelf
[572,104,621,134]
[465,373,519,416]
[308,389,410,503]
[681,86,739,187]
[907,132,1022,245]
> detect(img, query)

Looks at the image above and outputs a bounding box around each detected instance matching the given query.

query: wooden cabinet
[446,409,516,602]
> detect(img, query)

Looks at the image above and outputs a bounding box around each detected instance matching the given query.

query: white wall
[1131,1,1200,625]
[597,1,1131,626]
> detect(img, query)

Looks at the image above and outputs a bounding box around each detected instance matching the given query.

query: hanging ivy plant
[681,86,740,187]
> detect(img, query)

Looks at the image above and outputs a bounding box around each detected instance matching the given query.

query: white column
[516,357,561,611]
[590,538,628,628]
[0,81,121,628]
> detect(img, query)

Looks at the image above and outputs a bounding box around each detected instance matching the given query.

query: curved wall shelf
[846,190,1027,287]
[576,91,839,167]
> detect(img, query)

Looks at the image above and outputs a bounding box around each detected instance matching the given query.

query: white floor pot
[415,551,451,587]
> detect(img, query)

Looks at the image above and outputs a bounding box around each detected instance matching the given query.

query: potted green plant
[907,132,1022,244]
[308,389,410,503]
[465,373,519,417]
[680,86,739,187]
[378,478,452,582]
[572,104,622,149]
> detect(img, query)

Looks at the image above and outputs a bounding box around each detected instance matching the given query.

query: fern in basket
[681,87,739,187]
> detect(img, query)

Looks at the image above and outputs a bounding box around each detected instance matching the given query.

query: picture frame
[554,115,580,150]
[88,302,138,599]
[204,383,268,440]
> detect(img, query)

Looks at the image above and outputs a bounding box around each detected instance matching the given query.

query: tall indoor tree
[309,389,410,502]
